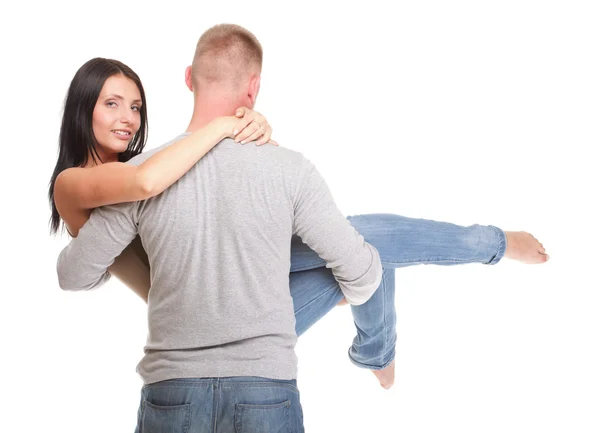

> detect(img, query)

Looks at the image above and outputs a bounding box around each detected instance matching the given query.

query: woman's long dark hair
[48,58,148,235]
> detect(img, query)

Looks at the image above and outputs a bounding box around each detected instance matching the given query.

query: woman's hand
[230,107,278,146]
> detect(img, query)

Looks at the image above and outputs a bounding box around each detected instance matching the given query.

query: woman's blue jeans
[290,213,506,370]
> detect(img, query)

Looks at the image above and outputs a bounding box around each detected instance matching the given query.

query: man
[57,24,382,432]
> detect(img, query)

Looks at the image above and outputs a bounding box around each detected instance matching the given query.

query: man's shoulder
[258,141,306,162]
[214,138,309,167]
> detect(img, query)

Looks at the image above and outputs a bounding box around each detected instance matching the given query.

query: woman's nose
[120,109,133,124]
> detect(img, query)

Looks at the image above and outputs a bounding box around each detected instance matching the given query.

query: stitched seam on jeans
[212,381,219,433]
[384,257,482,265]
[145,382,297,392]
[382,270,388,366]
[140,401,147,431]
[221,383,300,394]
[143,401,191,411]
[236,400,292,410]
[145,382,214,389]
[184,405,191,433]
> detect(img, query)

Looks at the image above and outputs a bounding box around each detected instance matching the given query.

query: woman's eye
[132,106,141,112]
[106,101,117,107]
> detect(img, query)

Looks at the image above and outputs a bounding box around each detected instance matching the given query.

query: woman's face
[92,74,142,161]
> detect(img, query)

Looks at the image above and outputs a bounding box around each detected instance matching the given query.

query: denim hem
[347,347,396,371]
[487,225,507,265]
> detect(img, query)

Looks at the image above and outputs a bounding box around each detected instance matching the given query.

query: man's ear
[185,66,194,92]
[248,74,261,105]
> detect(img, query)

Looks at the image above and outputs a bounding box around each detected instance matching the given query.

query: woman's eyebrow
[103,93,142,104]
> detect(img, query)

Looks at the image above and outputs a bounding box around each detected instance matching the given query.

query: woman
[50,57,548,389]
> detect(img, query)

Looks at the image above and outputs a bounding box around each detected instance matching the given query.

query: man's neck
[185,94,242,133]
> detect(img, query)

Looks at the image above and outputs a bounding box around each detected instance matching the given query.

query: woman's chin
[108,141,130,154]
[96,141,130,160]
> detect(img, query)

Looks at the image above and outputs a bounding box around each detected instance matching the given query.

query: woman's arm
[54,109,271,236]
[54,108,273,297]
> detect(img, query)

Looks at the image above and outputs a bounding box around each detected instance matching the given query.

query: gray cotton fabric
[57,135,382,383]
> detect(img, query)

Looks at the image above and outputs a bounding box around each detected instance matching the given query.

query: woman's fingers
[239,121,266,144]
[232,108,273,145]
[234,121,260,143]
[233,118,257,142]
[255,125,273,146]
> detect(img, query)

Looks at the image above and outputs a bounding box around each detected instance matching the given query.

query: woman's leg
[290,214,506,385]
[291,267,345,337]
[290,213,506,272]
[292,266,397,374]
[348,269,396,371]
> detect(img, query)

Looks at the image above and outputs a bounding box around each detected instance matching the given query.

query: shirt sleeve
[56,202,139,291]
[292,159,382,305]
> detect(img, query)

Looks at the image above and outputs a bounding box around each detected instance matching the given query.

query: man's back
[57,134,382,384]
[135,136,303,382]
[133,134,382,383]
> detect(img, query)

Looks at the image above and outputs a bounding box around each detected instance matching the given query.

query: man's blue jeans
[135,377,304,433]
[291,213,506,370]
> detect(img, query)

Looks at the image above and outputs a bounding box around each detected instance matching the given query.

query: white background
[1,1,599,432]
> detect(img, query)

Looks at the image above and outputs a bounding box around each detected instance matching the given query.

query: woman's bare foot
[372,360,395,389]
[504,231,549,264]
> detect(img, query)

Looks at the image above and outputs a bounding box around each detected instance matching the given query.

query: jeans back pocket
[141,400,191,433]
[234,399,291,433]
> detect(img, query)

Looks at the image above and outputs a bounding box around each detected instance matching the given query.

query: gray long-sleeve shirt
[57,135,382,383]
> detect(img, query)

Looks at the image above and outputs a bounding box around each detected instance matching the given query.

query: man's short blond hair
[192,24,263,87]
